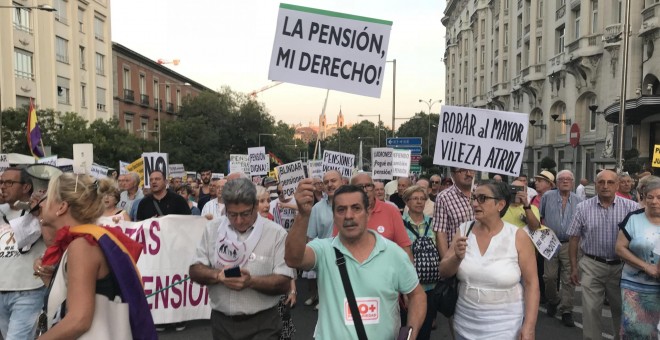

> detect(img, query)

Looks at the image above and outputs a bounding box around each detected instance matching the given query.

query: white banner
[73,143,93,175]
[229,154,250,175]
[169,164,185,179]
[433,105,528,177]
[119,161,129,175]
[142,153,169,188]
[322,150,354,178]
[37,155,58,166]
[211,173,225,180]
[97,215,211,324]
[248,147,269,176]
[392,149,411,177]
[371,148,393,180]
[90,164,109,179]
[277,161,305,198]
[307,160,323,179]
[268,3,393,98]
[524,226,562,260]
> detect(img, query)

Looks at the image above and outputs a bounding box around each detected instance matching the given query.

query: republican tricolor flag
[27,98,44,158]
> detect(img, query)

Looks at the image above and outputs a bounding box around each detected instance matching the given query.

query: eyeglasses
[0,180,25,187]
[226,206,255,219]
[470,194,498,204]
[355,183,375,191]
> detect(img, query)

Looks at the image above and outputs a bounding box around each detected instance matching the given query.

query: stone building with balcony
[443,0,660,181]
[112,42,211,140]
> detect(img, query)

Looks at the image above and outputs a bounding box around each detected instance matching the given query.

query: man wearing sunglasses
[190,177,295,339]
[429,175,442,202]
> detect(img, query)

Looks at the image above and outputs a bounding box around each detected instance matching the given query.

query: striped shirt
[567,195,639,259]
[540,190,582,242]
[432,185,473,245]
[200,198,225,219]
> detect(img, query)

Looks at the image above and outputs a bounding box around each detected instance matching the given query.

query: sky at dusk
[111,0,447,129]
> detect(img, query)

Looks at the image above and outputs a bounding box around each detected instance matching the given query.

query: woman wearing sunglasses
[440,181,539,340]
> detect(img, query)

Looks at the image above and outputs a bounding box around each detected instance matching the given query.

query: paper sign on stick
[229,154,250,175]
[212,173,224,179]
[0,154,9,172]
[90,164,108,179]
[142,153,168,188]
[169,164,185,179]
[126,158,145,187]
[119,161,129,175]
[73,144,93,175]
[652,144,660,168]
[269,3,393,98]
[392,149,411,177]
[371,148,393,180]
[248,147,269,176]
[524,227,561,260]
[322,150,354,178]
[433,105,528,177]
[277,161,306,198]
[307,160,323,179]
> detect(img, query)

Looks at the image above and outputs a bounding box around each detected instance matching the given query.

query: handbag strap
[403,220,420,238]
[334,247,368,340]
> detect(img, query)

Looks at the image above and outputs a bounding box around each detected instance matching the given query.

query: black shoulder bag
[334,247,368,340]
[432,221,475,318]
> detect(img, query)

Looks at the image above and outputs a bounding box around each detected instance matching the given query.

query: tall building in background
[0,0,114,122]
[443,0,660,181]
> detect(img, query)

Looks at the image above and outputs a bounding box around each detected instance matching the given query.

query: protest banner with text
[392,149,411,177]
[277,161,306,197]
[119,161,129,175]
[269,3,392,98]
[169,164,185,179]
[248,147,269,176]
[97,215,211,323]
[0,154,9,172]
[126,158,145,187]
[37,155,58,166]
[308,160,323,179]
[322,150,355,178]
[90,164,109,179]
[142,153,168,188]
[229,154,250,174]
[73,143,93,174]
[652,144,660,168]
[371,148,393,180]
[433,105,528,177]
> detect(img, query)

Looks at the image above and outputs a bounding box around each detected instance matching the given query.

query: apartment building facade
[112,43,212,140]
[0,0,113,122]
[443,0,660,181]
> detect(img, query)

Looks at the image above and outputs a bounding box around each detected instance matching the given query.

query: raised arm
[285,178,317,270]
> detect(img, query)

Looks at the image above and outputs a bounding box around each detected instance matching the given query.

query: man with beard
[136,170,191,220]
[285,180,426,339]
[198,169,213,209]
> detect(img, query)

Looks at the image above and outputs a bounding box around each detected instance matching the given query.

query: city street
[159,279,616,340]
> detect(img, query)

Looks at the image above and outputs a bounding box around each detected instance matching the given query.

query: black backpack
[404,218,440,284]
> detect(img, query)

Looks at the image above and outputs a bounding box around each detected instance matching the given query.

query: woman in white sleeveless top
[440,181,539,340]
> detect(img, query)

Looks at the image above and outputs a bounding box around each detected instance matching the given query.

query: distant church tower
[337,107,344,128]
[319,110,327,139]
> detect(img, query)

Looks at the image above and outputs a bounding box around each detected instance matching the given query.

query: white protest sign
[169,164,185,179]
[523,227,562,260]
[119,161,129,175]
[322,150,354,178]
[248,147,269,176]
[371,148,393,180]
[269,3,392,98]
[97,215,211,323]
[277,161,306,198]
[392,149,411,177]
[0,154,9,172]
[142,153,168,188]
[433,105,528,177]
[73,143,93,174]
[308,160,323,179]
[90,164,108,179]
[229,154,250,175]
[212,173,224,180]
[37,155,57,166]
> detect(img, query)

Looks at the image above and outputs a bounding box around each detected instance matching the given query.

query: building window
[516,53,522,73]
[124,114,133,133]
[94,15,104,41]
[591,0,598,33]
[14,49,34,79]
[536,37,543,63]
[56,36,69,63]
[556,25,565,53]
[558,0,566,6]
[95,53,104,75]
[79,46,85,69]
[123,68,131,90]
[81,83,87,107]
[141,119,148,139]
[574,8,581,40]
[504,24,509,46]
[96,87,106,111]
[12,4,31,33]
[176,89,181,109]
[503,60,509,81]
[54,0,67,24]
[57,77,70,104]
[78,7,84,33]
[139,74,146,95]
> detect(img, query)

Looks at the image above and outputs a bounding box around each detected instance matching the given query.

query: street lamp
[358,114,381,146]
[259,133,276,147]
[387,59,396,136]
[418,99,442,155]
[156,82,190,152]
[0,4,56,11]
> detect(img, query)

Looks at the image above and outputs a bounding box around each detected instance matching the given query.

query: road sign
[386,137,422,147]
[410,165,421,173]
[570,123,580,148]
[411,155,422,162]
[392,145,422,154]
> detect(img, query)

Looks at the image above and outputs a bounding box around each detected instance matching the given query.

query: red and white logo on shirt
[344,297,380,325]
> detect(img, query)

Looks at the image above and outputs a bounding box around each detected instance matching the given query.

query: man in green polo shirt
[285,178,426,339]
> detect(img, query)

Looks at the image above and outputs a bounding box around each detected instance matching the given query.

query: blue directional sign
[386,137,422,147]
[393,145,422,154]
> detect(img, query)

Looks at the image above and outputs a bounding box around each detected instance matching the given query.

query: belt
[214,306,277,322]
[584,254,622,265]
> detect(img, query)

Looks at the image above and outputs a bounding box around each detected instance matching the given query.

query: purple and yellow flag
[27,98,44,158]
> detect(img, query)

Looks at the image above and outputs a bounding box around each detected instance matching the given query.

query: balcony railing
[154,99,162,110]
[603,24,622,43]
[643,6,656,21]
[556,5,566,20]
[166,102,175,113]
[549,53,565,66]
[517,0,522,10]
[522,67,530,77]
[567,39,580,53]
[123,89,134,102]
[140,94,149,106]
[536,19,543,27]
[524,24,530,35]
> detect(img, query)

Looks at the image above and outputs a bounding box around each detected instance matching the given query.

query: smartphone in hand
[224,266,242,278]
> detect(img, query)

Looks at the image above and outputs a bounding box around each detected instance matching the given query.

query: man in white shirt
[576,178,588,201]
[202,179,227,220]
